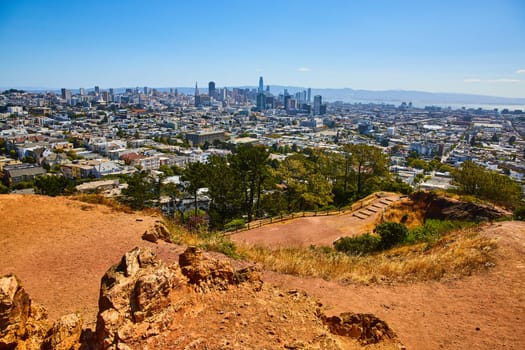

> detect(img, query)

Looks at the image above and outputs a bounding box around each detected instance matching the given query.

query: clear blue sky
[0,0,524,97]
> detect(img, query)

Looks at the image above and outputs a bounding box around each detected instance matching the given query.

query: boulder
[179,246,235,291]
[141,221,171,243]
[322,312,397,345]
[42,313,83,350]
[96,247,183,349]
[0,274,51,350]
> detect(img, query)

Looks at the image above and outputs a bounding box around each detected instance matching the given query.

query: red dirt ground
[230,194,401,248]
[0,194,183,326]
[1,194,524,349]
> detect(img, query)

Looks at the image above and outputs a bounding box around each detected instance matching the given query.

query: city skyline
[1,0,524,98]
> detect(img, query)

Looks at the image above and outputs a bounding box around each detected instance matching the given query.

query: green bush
[224,218,246,231]
[405,219,475,244]
[0,183,8,194]
[514,206,525,221]
[199,234,240,259]
[333,233,381,256]
[375,222,408,249]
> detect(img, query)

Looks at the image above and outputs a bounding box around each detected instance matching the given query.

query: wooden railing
[222,192,391,235]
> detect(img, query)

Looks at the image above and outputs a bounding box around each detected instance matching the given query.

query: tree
[34,175,74,197]
[452,160,522,207]
[121,171,158,210]
[0,183,9,194]
[182,162,209,216]
[276,154,333,211]
[230,144,270,221]
[343,144,389,197]
[205,155,244,228]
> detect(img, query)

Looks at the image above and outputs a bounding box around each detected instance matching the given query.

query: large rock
[322,312,397,345]
[0,274,51,350]
[42,313,83,350]
[141,221,171,243]
[179,246,235,291]
[96,247,184,349]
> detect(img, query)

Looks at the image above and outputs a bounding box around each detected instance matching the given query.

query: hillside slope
[1,194,524,349]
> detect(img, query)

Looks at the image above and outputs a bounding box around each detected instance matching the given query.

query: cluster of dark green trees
[177,143,412,229]
[451,160,522,207]
[120,143,411,229]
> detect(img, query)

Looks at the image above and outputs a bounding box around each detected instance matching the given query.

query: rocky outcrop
[179,246,262,292]
[141,221,171,243]
[96,247,184,349]
[0,274,33,348]
[2,247,402,349]
[41,313,83,350]
[410,191,509,221]
[0,274,82,350]
[322,312,397,345]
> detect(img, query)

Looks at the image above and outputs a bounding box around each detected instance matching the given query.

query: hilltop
[1,194,524,349]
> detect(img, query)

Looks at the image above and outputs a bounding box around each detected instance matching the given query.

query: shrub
[333,233,381,256]
[199,234,240,259]
[223,218,246,231]
[405,219,475,244]
[375,222,408,249]
[514,206,525,221]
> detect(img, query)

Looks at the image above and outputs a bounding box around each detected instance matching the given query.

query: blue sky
[0,0,524,97]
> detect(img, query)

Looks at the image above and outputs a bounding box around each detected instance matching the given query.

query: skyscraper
[313,95,322,115]
[208,81,216,99]
[61,88,71,102]
[307,88,311,103]
[94,86,100,96]
[258,77,264,93]
[194,82,201,107]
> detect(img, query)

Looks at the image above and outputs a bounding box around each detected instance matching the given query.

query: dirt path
[263,221,525,349]
[231,194,401,248]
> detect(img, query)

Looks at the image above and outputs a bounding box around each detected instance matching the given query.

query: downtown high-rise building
[208,81,216,99]
[313,95,322,115]
[258,77,264,94]
[194,82,201,107]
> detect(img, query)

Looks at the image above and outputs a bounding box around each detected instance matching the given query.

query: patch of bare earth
[0,194,182,325]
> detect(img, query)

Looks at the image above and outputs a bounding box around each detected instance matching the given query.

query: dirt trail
[231,194,401,248]
[264,221,525,349]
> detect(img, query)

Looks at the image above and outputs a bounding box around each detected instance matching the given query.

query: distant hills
[3,85,524,109]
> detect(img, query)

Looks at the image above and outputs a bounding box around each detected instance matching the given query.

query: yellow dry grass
[382,198,425,228]
[72,193,134,213]
[238,226,497,284]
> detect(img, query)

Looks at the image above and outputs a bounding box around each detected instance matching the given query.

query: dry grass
[383,198,425,228]
[72,193,134,213]
[238,226,498,284]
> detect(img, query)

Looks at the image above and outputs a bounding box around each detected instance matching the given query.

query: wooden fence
[222,192,390,235]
